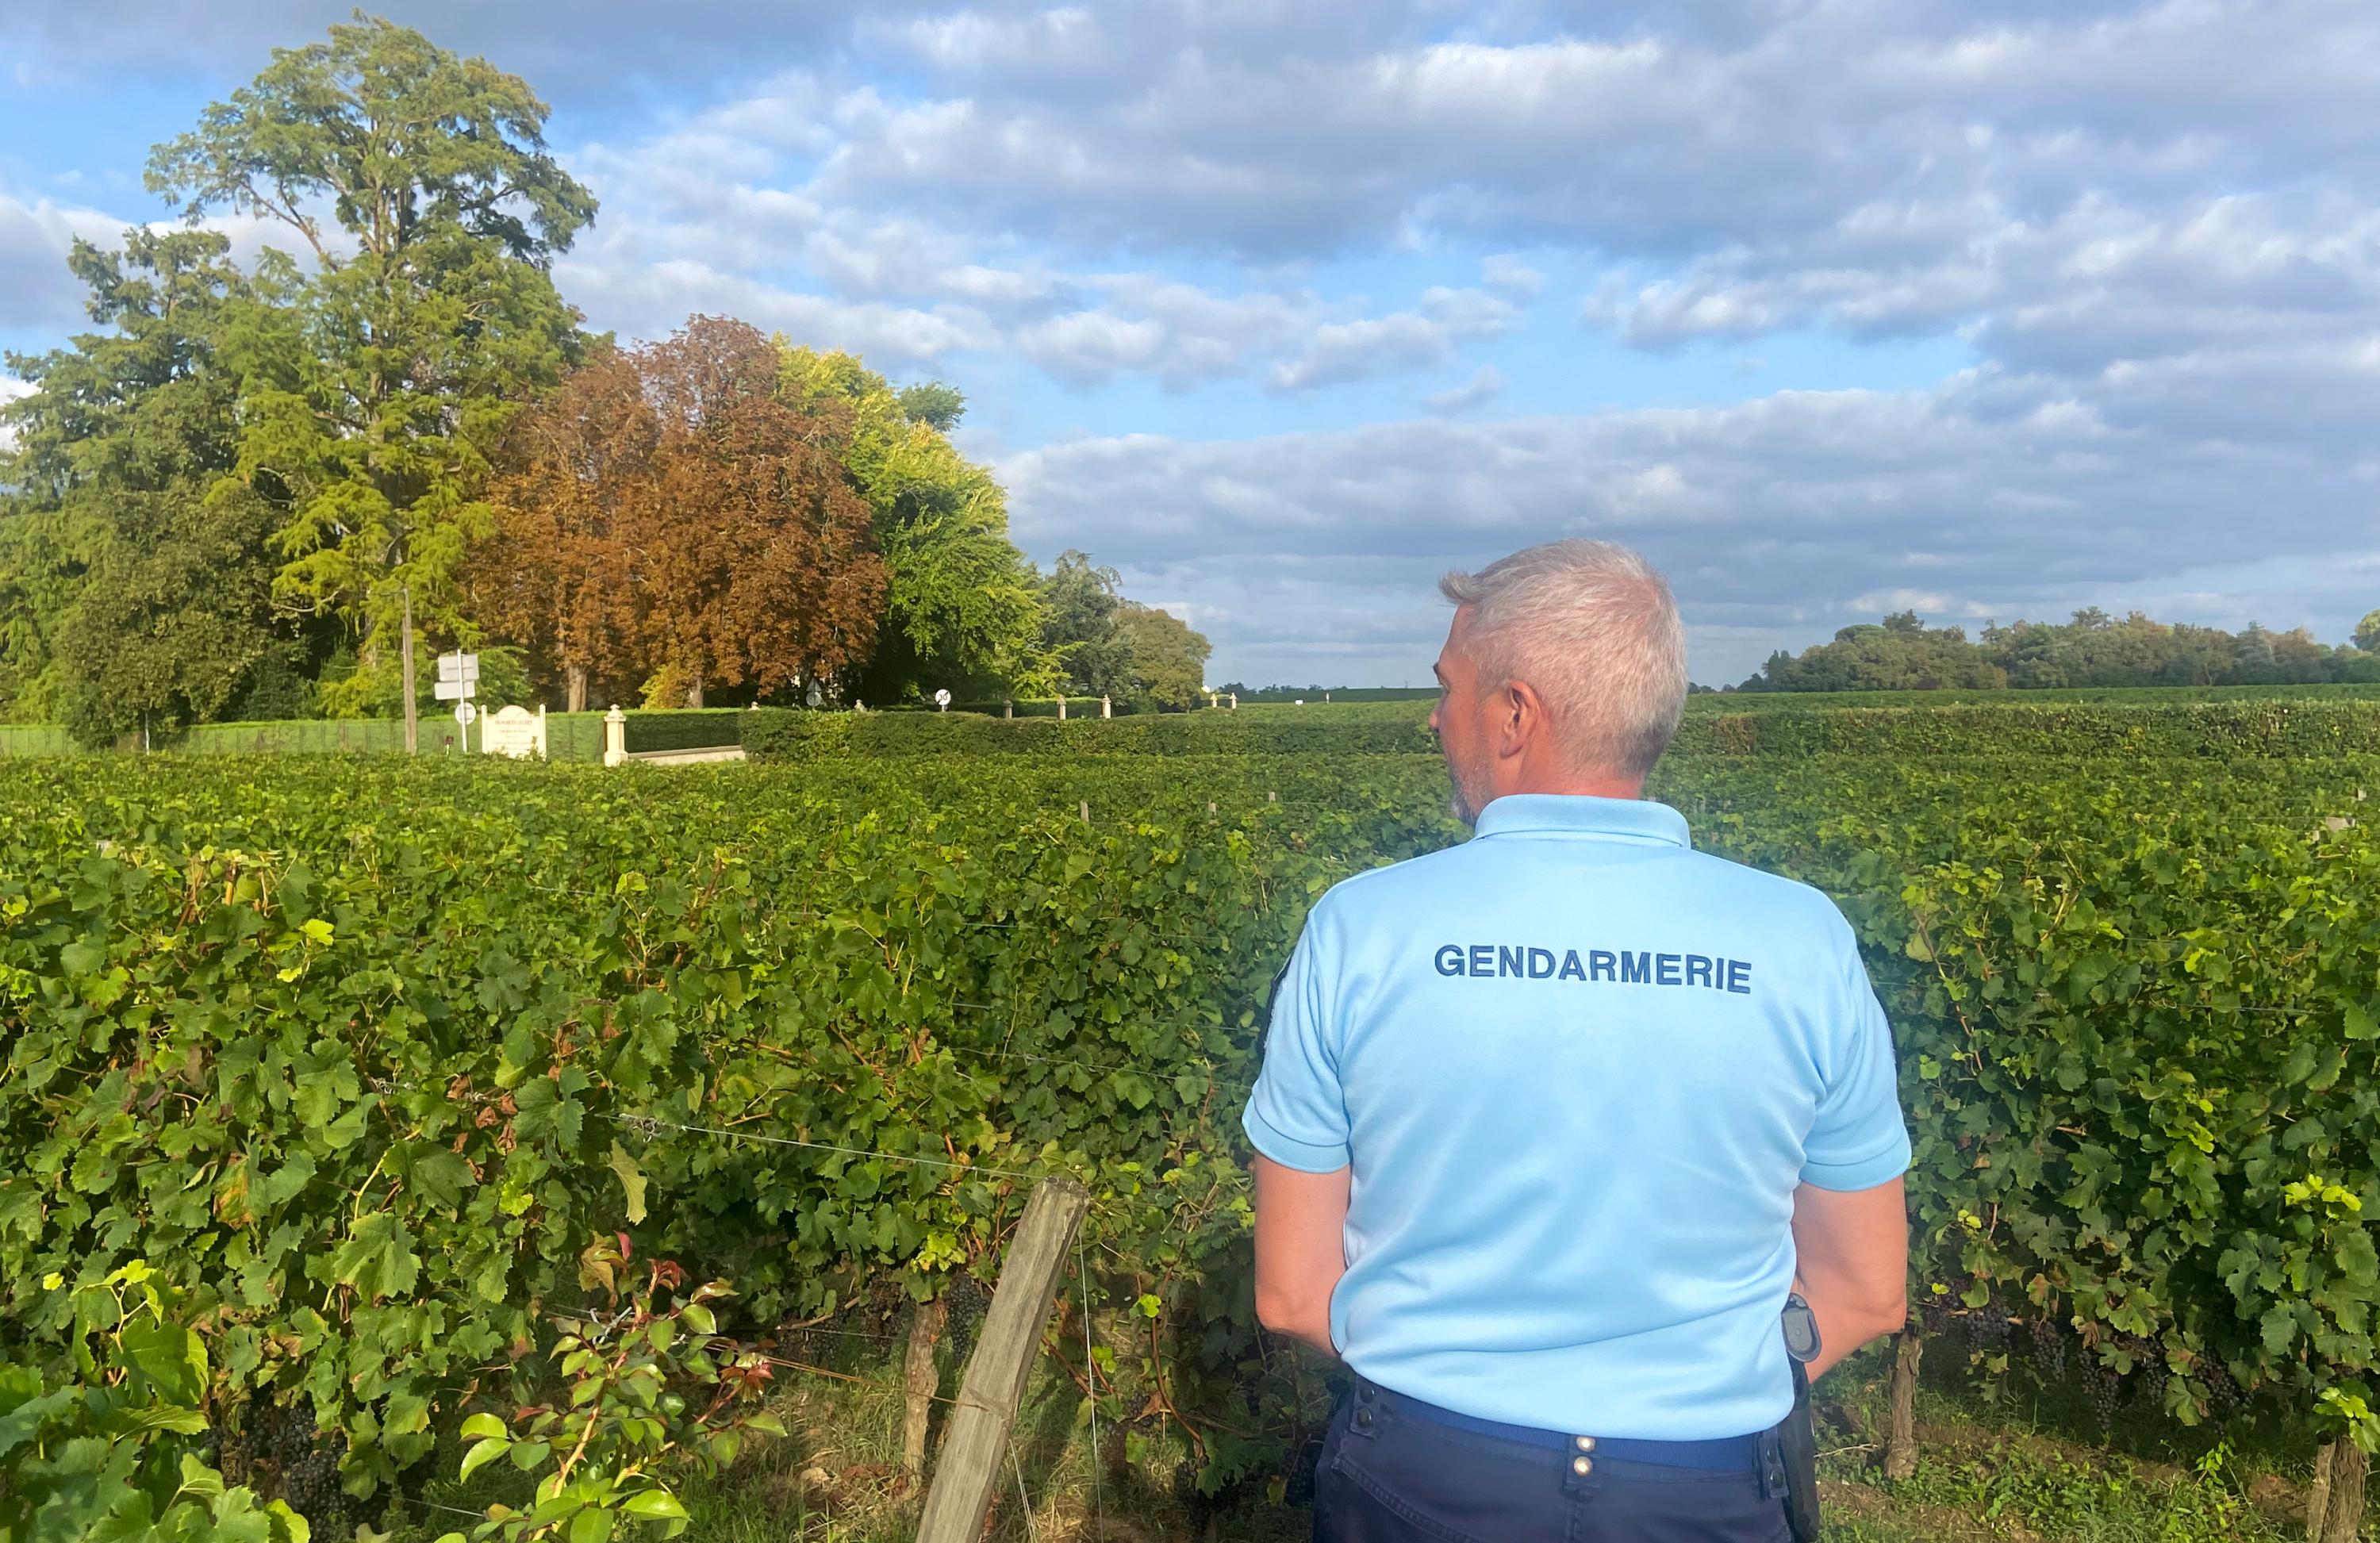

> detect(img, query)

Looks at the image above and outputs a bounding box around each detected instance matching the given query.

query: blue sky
[4,1,2377,686]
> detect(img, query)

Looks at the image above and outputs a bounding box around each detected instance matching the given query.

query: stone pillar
[1230,693,1238,710]
[534,704,549,761]
[1058,699,1067,720]
[602,705,628,767]
[1004,699,1014,719]
[1101,694,1112,719]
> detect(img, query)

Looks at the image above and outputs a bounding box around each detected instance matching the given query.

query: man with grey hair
[1243,539,1911,1541]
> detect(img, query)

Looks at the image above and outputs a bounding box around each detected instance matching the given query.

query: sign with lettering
[480,704,547,760]
[1432,942,1755,994]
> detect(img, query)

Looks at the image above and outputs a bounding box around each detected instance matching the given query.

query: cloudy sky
[5,2,2376,686]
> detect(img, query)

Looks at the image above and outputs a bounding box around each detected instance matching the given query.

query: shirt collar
[1471,793,1691,847]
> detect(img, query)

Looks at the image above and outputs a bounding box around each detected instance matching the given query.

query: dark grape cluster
[942,1274,990,1363]
[2117,1334,2169,1403]
[200,1422,254,1486]
[279,1444,347,1531]
[863,1273,910,1334]
[2198,1357,2243,1418]
[1280,1437,1323,1508]
[2029,1317,2070,1380]
[2077,1353,2123,1433]
[1917,1293,1955,1336]
[259,1395,351,1534]
[1172,1457,1202,1509]
[263,1397,315,1468]
[1967,1296,2013,1351]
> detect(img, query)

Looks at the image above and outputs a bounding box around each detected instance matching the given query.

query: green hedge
[1688,681,2380,712]
[743,707,1437,759]
[0,727,75,755]
[750,699,2380,761]
[617,708,750,753]
[0,710,747,762]
[178,718,411,755]
[1670,699,2380,758]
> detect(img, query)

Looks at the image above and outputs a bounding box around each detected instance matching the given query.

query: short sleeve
[1241,917,1351,1173]
[1800,937,1913,1192]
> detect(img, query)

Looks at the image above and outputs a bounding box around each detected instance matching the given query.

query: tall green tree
[2356,609,2380,654]
[778,347,1051,702]
[146,14,597,713]
[0,229,290,740]
[55,489,288,745]
[1112,601,1212,710]
[1036,549,1134,697]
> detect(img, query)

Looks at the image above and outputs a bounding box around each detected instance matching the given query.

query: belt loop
[1756,1430,1787,1499]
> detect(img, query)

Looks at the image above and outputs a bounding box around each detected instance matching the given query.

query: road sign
[934,688,952,712]
[432,678,472,700]
[453,701,478,729]
[436,651,480,685]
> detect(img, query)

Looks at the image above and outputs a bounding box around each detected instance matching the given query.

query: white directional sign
[436,651,480,685]
[432,677,471,700]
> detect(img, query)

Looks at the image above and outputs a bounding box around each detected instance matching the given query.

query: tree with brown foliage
[478,317,885,706]
[474,345,650,710]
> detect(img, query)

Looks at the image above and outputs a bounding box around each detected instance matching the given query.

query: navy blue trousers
[1311,1389,1791,1543]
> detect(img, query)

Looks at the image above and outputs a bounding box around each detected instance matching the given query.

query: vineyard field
[746,695,2380,761]
[4,744,2379,1530]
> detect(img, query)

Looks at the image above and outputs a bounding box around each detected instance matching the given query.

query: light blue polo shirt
[1242,793,1910,1440]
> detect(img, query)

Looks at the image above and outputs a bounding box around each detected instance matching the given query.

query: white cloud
[553,255,1000,363]
[1004,368,2375,683]
[0,186,136,329]
[1424,364,1503,415]
[1266,287,1511,393]
[0,376,35,453]
[1480,254,1545,302]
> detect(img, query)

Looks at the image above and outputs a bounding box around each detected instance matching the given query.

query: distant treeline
[1733,608,2380,693]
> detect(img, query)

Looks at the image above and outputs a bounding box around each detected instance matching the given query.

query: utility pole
[401,585,418,755]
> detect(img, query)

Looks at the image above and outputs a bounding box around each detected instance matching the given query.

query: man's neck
[1498,770,1645,802]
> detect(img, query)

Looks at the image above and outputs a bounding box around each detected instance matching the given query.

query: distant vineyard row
[744,696,2380,759]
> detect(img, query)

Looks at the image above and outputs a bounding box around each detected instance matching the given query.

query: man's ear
[1500,678,1549,758]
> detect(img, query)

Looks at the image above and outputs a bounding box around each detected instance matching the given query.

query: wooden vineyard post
[1883,1325,1923,1481]
[902,1299,945,1484]
[914,1176,1092,1543]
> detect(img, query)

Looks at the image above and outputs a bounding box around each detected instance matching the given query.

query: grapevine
[0,739,2375,1507]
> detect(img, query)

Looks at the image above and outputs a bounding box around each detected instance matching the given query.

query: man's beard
[1445,749,1494,827]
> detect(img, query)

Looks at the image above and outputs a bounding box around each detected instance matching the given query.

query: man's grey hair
[1438,539,1689,779]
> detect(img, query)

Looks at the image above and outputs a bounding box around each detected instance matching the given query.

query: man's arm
[1252,1155,1350,1357]
[1791,1176,1909,1380]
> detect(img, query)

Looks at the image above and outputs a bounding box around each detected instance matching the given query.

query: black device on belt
[1779,1292,1823,1542]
